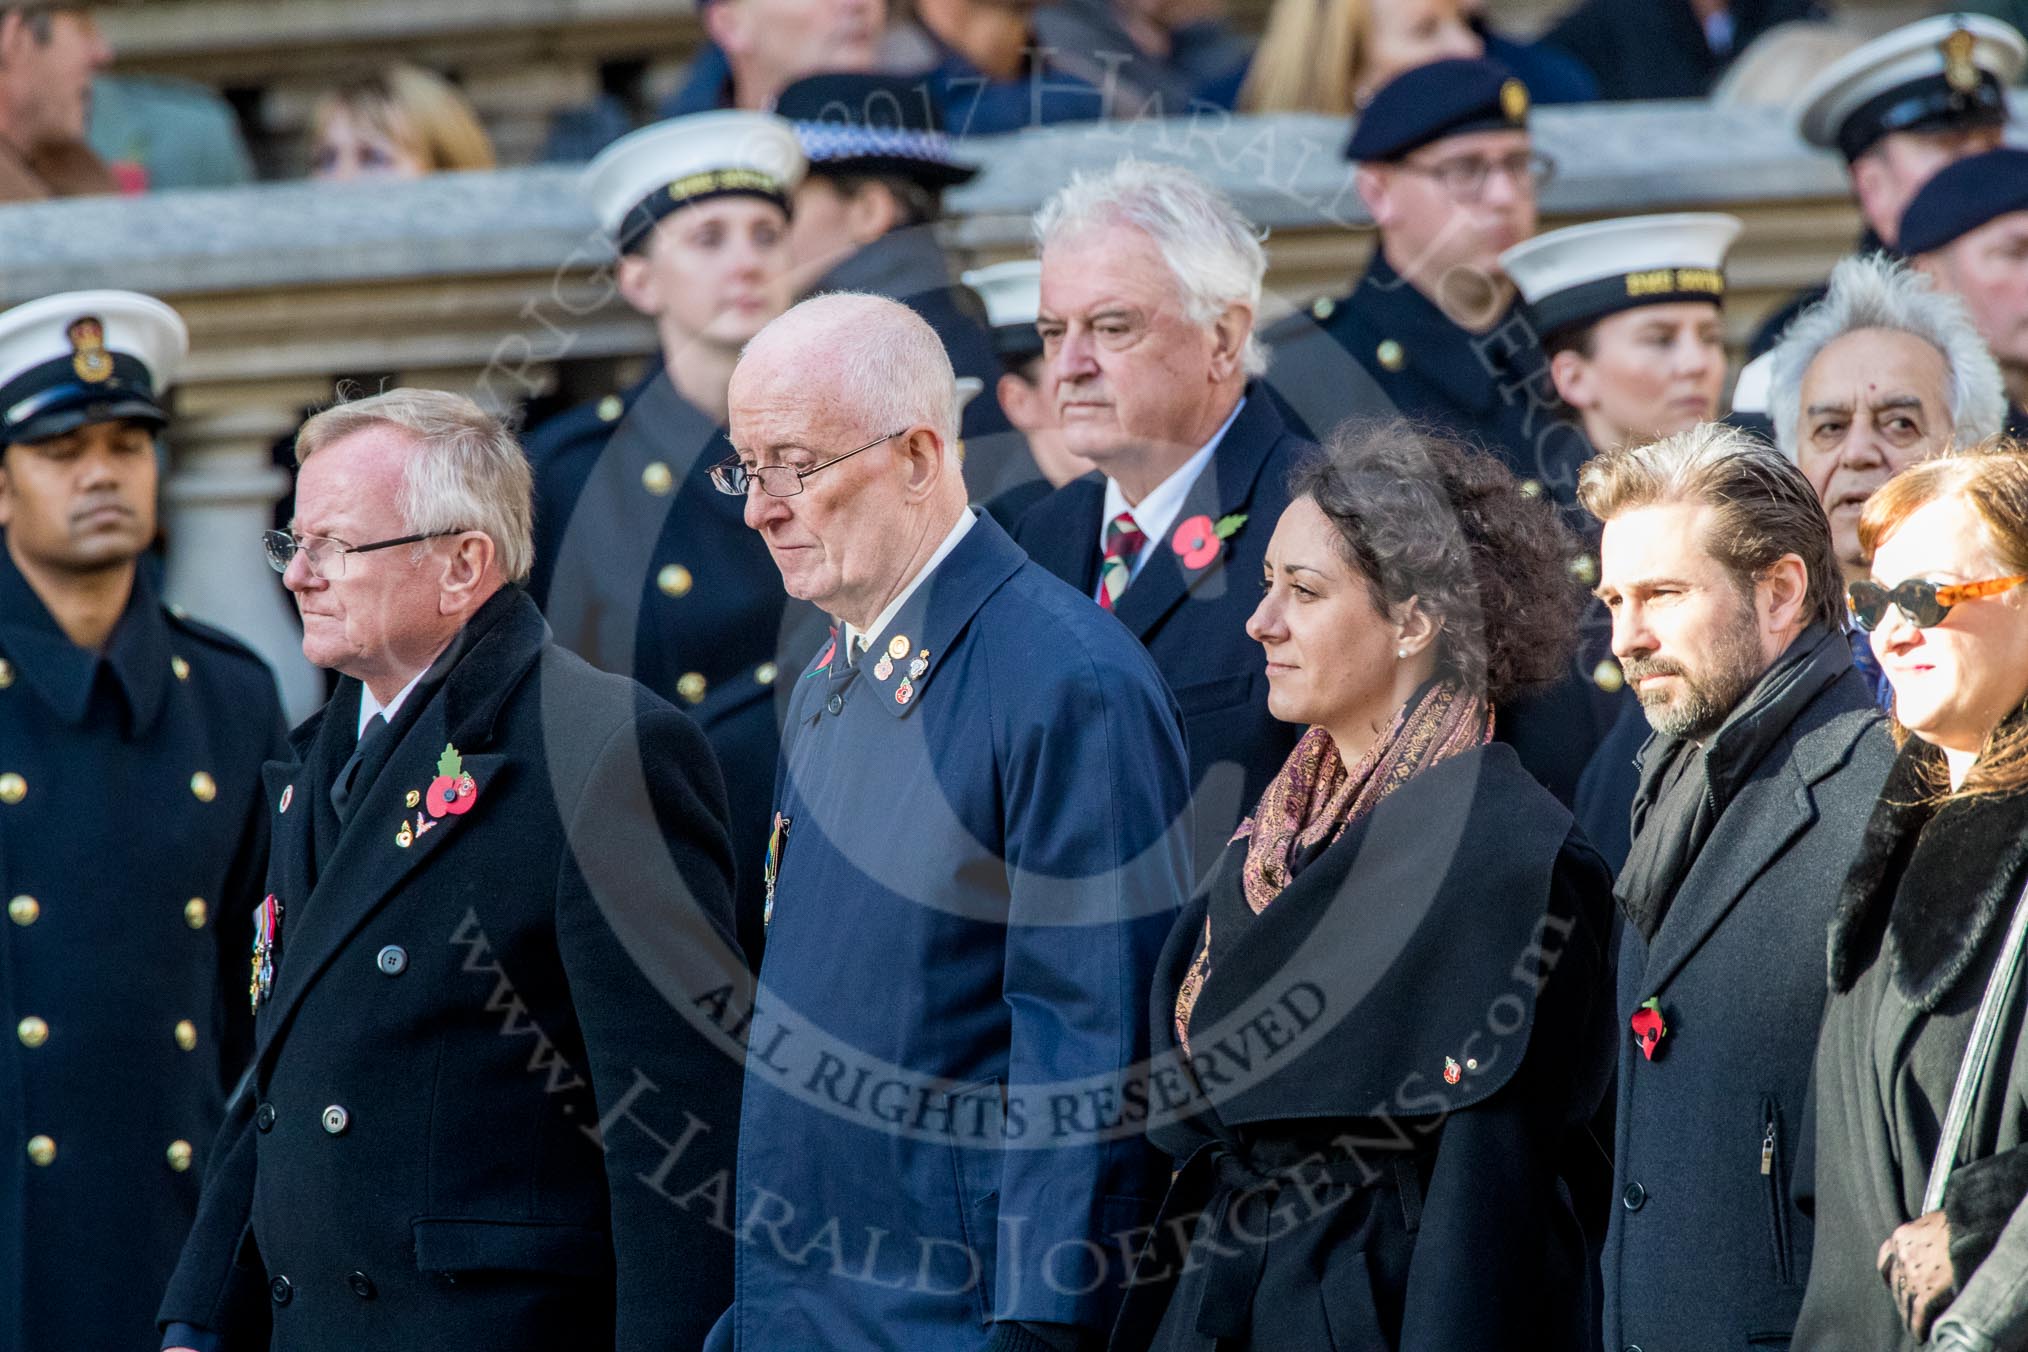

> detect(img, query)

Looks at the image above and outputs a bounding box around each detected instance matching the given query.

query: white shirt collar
[843,508,979,656]
[1098,396,1245,581]
[358,664,432,739]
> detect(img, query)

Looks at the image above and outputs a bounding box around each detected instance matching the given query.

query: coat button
[1310,295,1336,322]
[641,461,674,495]
[596,394,624,423]
[1376,339,1407,372]
[657,564,694,598]
[255,1102,277,1132]
[376,945,408,976]
[190,772,217,803]
[174,1020,198,1051]
[25,1135,54,1167]
[321,1104,350,1135]
[1593,659,1626,694]
[825,693,844,717]
[0,773,25,805]
[755,662,778,686]
[166,1139,194,1172]
[348,1270,377,1299]
[270,1275,293,1306]
[0,657,12,688]
[16,1017,47,1049]
[184,897,209,929]
[676,672,708,704]
[1621,1181,1646,1211]
[8,895,37,926]
[170,655,190,681]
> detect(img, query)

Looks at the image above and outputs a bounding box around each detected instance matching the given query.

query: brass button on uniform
[1376,339,1407,372]
[25,1135,54,1167]
[0,657,13,688]
[0,773,24,805]
[321,1104,350,1135]
[166,1139,194,1172]
[1518,479,1543,500]
[1310,296,1336,322]
[657,564,694,598]
[1594,659,1626,694]
[184,897,209,929]
[596,394,624,423]
[1569,554,1598,586]
[641,461,674,496]
[676,672,708,705]
[16,1017,47,1049]
[170,655,190,681]
[174,1019,199,1051]
[8,895,38,926]
[755,662,778,686]
[190,772,217,802]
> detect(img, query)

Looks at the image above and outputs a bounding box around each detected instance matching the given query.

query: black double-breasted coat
[1109,743,1616,1352]
[0,550,285,1352]
[158,586,746,1351]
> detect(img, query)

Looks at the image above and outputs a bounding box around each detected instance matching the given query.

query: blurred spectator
[0,4,114,201]
[1904,148,2028,436]
[1030,0,1251,112]
[88,75,254,192]
[1240,0,1482,115]
[307,65,495,181]
[1462,0,1599,104]
[1709,20,1864,105]
[776,73,1008,441]
[915,0,1122,132]
[680,0,894,113]
[1544,0,1823,102]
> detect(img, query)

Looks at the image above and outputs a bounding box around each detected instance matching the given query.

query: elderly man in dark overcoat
[706,292,1191,1352]
[1584,423,1892,1352]
[159,389,746,1352]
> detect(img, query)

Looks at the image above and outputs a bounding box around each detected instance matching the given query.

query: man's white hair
[744,291,959,447]
[1032,158,1269,377]
[1767,253,2007,459]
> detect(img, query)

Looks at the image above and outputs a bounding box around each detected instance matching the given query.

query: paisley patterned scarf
[1174,679,1493,1050]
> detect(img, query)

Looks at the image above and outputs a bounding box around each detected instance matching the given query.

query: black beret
[1900,147,2028,255]
[776,72,979,189]
[1344,58,1530,164]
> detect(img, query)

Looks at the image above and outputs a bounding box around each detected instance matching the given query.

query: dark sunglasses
[1846,573,2028,631]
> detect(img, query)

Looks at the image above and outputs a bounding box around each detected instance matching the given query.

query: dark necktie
[331,713,389,825]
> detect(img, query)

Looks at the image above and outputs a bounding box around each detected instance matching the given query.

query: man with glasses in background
[0,289,285,1352]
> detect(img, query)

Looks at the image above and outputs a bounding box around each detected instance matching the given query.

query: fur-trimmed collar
[1828,741,2028,1011]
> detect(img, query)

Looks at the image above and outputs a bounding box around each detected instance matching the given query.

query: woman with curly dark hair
[1108,421,1616,1352]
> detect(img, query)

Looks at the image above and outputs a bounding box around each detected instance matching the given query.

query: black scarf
[1617,624,1852,940]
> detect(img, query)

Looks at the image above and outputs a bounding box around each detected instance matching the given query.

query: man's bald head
[736,291,961,451]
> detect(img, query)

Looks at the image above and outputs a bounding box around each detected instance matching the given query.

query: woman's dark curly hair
[1289,419,1583,704]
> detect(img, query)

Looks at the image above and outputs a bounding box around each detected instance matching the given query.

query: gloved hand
[1879,1209,1960,1341]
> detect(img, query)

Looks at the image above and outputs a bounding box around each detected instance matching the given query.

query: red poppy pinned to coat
[1171,512,1248,571]
[1631,997,1667,1060]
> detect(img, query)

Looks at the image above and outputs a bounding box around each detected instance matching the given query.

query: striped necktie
[1099,511,1145,612]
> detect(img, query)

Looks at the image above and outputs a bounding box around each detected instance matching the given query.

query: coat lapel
[1018,475,1106,598]
[1113,391,1286,639]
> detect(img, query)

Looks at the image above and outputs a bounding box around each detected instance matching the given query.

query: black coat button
[1621,1182,1646,1211]
[255,1102,277,1132]
[376,945,407,976]
[825,693,844,716]
[347,1270,377,1299]
[270,1274,293,1306]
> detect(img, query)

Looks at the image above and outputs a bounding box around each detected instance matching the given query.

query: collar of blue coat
[809,511,1026,721]
[0,542,172,731]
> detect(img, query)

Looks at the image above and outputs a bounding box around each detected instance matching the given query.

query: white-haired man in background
[1767,252,2007,703]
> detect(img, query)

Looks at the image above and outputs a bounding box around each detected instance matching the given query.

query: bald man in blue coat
[702,292,1191,1352]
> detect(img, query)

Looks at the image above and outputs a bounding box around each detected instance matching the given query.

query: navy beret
[1899,147,2028,256]
[1345,58,1530,163]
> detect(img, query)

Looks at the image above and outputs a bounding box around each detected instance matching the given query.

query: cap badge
[67,317,111,384]
[1944,28,1980,94]
[1500,78,1530,123]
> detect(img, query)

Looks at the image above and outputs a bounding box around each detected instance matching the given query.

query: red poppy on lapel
[1171,512,1248,571]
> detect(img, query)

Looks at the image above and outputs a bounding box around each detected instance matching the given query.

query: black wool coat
[1603,660,1890,1352]
[1110,744,1616,1352]
[158,586,747,1352]
[1012,387,1311,876]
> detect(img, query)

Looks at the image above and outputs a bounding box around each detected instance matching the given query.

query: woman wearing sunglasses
[1796,446,2028,1352]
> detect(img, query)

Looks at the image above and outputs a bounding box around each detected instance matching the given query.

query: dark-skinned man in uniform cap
[1904,146,2028,438]
[526,110,814,966]
[0,288,285,1352]
[1500,211,1745,869]
[160,388,744,1352]
[1736,12,2024,399]
[774,71,1009,446]
[1267,59,1610,807]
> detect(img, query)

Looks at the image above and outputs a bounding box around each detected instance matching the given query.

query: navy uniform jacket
[1012,388,1309,876]
[527,373,817,964]
[0,547,285,1352]
[719,515,1190,1349]
[1604,651,1891,1352]
[159,586,746,1351]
